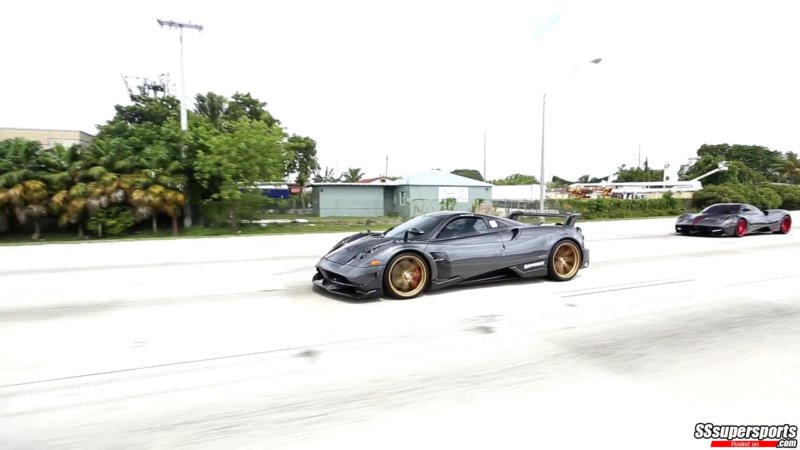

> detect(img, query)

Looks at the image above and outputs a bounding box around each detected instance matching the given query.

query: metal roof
[307,182,386,187]
[389,170,493,187]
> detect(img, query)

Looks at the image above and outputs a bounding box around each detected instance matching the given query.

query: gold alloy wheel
[550,241,581,280]
[386,254,428,298]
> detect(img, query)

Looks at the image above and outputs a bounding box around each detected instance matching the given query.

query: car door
[741,204,772,228]
[425,217,503,280]
[496,224,552,271]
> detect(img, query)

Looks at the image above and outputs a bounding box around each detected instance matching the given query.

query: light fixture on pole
[539,57,602,212]
[157,19,204,133]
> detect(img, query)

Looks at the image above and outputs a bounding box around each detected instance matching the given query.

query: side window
[437,217,488,239]
[741,205,757,215]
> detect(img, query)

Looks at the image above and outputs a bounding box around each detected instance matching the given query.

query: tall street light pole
[157,19,203,228]
[539,57,602,212]
[157,19,203,133]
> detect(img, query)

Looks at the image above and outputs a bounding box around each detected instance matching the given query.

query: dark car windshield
[701,204,742,215]
[383,215,443,239]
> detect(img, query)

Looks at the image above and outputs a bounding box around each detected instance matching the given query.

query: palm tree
[0,138,45,188]
[0,139,51,239]
[195,92,229,126]
[126,169,186,235]
[312,167,341,183]
[159,187,186,236]
[50,183,89,238]
[773,152,800,183]
[5,180,49,240]
[342,167,365,182]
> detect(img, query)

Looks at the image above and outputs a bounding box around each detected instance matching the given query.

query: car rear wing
[508,211,581,227]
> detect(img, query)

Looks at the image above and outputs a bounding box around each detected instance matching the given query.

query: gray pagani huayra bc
[675,203,792,237]
[312,210,589,299]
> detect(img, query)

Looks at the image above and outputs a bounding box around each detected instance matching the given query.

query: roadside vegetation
[2,82,799,244]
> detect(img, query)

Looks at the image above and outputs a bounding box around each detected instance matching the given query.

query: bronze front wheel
[384,253,429,299]
[547,240,582,281]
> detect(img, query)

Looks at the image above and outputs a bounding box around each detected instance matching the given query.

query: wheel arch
[383,248,437,287]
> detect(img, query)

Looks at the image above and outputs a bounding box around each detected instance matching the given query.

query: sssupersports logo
[695,423,798,447]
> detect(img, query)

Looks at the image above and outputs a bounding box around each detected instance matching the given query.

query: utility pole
[540,93,546,212]
[385,155,389,178]
[638,144,641,168]
[157,18,203,228]
[483,131,487,182]
[157,19,203,133]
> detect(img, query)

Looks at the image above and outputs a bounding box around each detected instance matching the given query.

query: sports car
[312,210,590,299]
[674,203,792,237]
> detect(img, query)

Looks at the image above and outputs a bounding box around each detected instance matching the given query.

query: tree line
[0,91,320,239]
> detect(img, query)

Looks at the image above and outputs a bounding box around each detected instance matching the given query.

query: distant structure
[0,127,95,149]
[121,73,174,98]
[565,161,730,199]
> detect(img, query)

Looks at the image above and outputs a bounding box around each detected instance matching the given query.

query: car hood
[678,213,736,223]
[324,234,398,265]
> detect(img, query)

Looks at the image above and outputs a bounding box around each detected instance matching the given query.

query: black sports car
[675,203,792,237]
[312,210,590,299]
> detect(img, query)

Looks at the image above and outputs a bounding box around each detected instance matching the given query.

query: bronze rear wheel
[384,253,429,299]
[547,240,582,281]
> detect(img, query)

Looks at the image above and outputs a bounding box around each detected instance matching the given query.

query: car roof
[421,211,502,220]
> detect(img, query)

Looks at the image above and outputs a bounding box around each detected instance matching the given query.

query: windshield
[383,215,443,239]
[701,204,742,215]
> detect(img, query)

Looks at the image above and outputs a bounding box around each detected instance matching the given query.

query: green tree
[225,92,280,127]
[680,143,782,182]
[772,151,800,183]
[312,167,341,183]
[284,135,320,186]
[451,169,484,181]
[194,92,229,126]
[50,183,90,238]
[342,168,365,182]
[492,173,539,185]
[614,162,665,182]
[194,118,289,229]
[4,180,49,240]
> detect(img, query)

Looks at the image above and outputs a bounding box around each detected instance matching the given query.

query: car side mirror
[764,210,769,215]
[403,227,425,242]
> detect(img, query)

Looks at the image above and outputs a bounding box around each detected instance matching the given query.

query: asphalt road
[1,216,798,449]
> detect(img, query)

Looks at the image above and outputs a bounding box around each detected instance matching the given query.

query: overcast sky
[3,0,800,181]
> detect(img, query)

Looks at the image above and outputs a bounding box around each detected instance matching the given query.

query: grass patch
[0,216,406,245]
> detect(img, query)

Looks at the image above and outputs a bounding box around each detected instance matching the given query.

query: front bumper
[675,224,730,235]
[312,258,384,299]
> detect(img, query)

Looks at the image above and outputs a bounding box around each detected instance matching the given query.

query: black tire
[383,253,430,299]
[547,240,582,282]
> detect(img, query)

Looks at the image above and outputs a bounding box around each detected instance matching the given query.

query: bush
[691,184,753,209]
[542,194,691,220]
[766,184,800,210]
[751,186,782,210]
[692,183,785,210]
[86,206,135,237]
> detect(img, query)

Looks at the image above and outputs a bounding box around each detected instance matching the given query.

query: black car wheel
[384,253,429,299]
[547,240,582,282]
[734,218,748,237]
